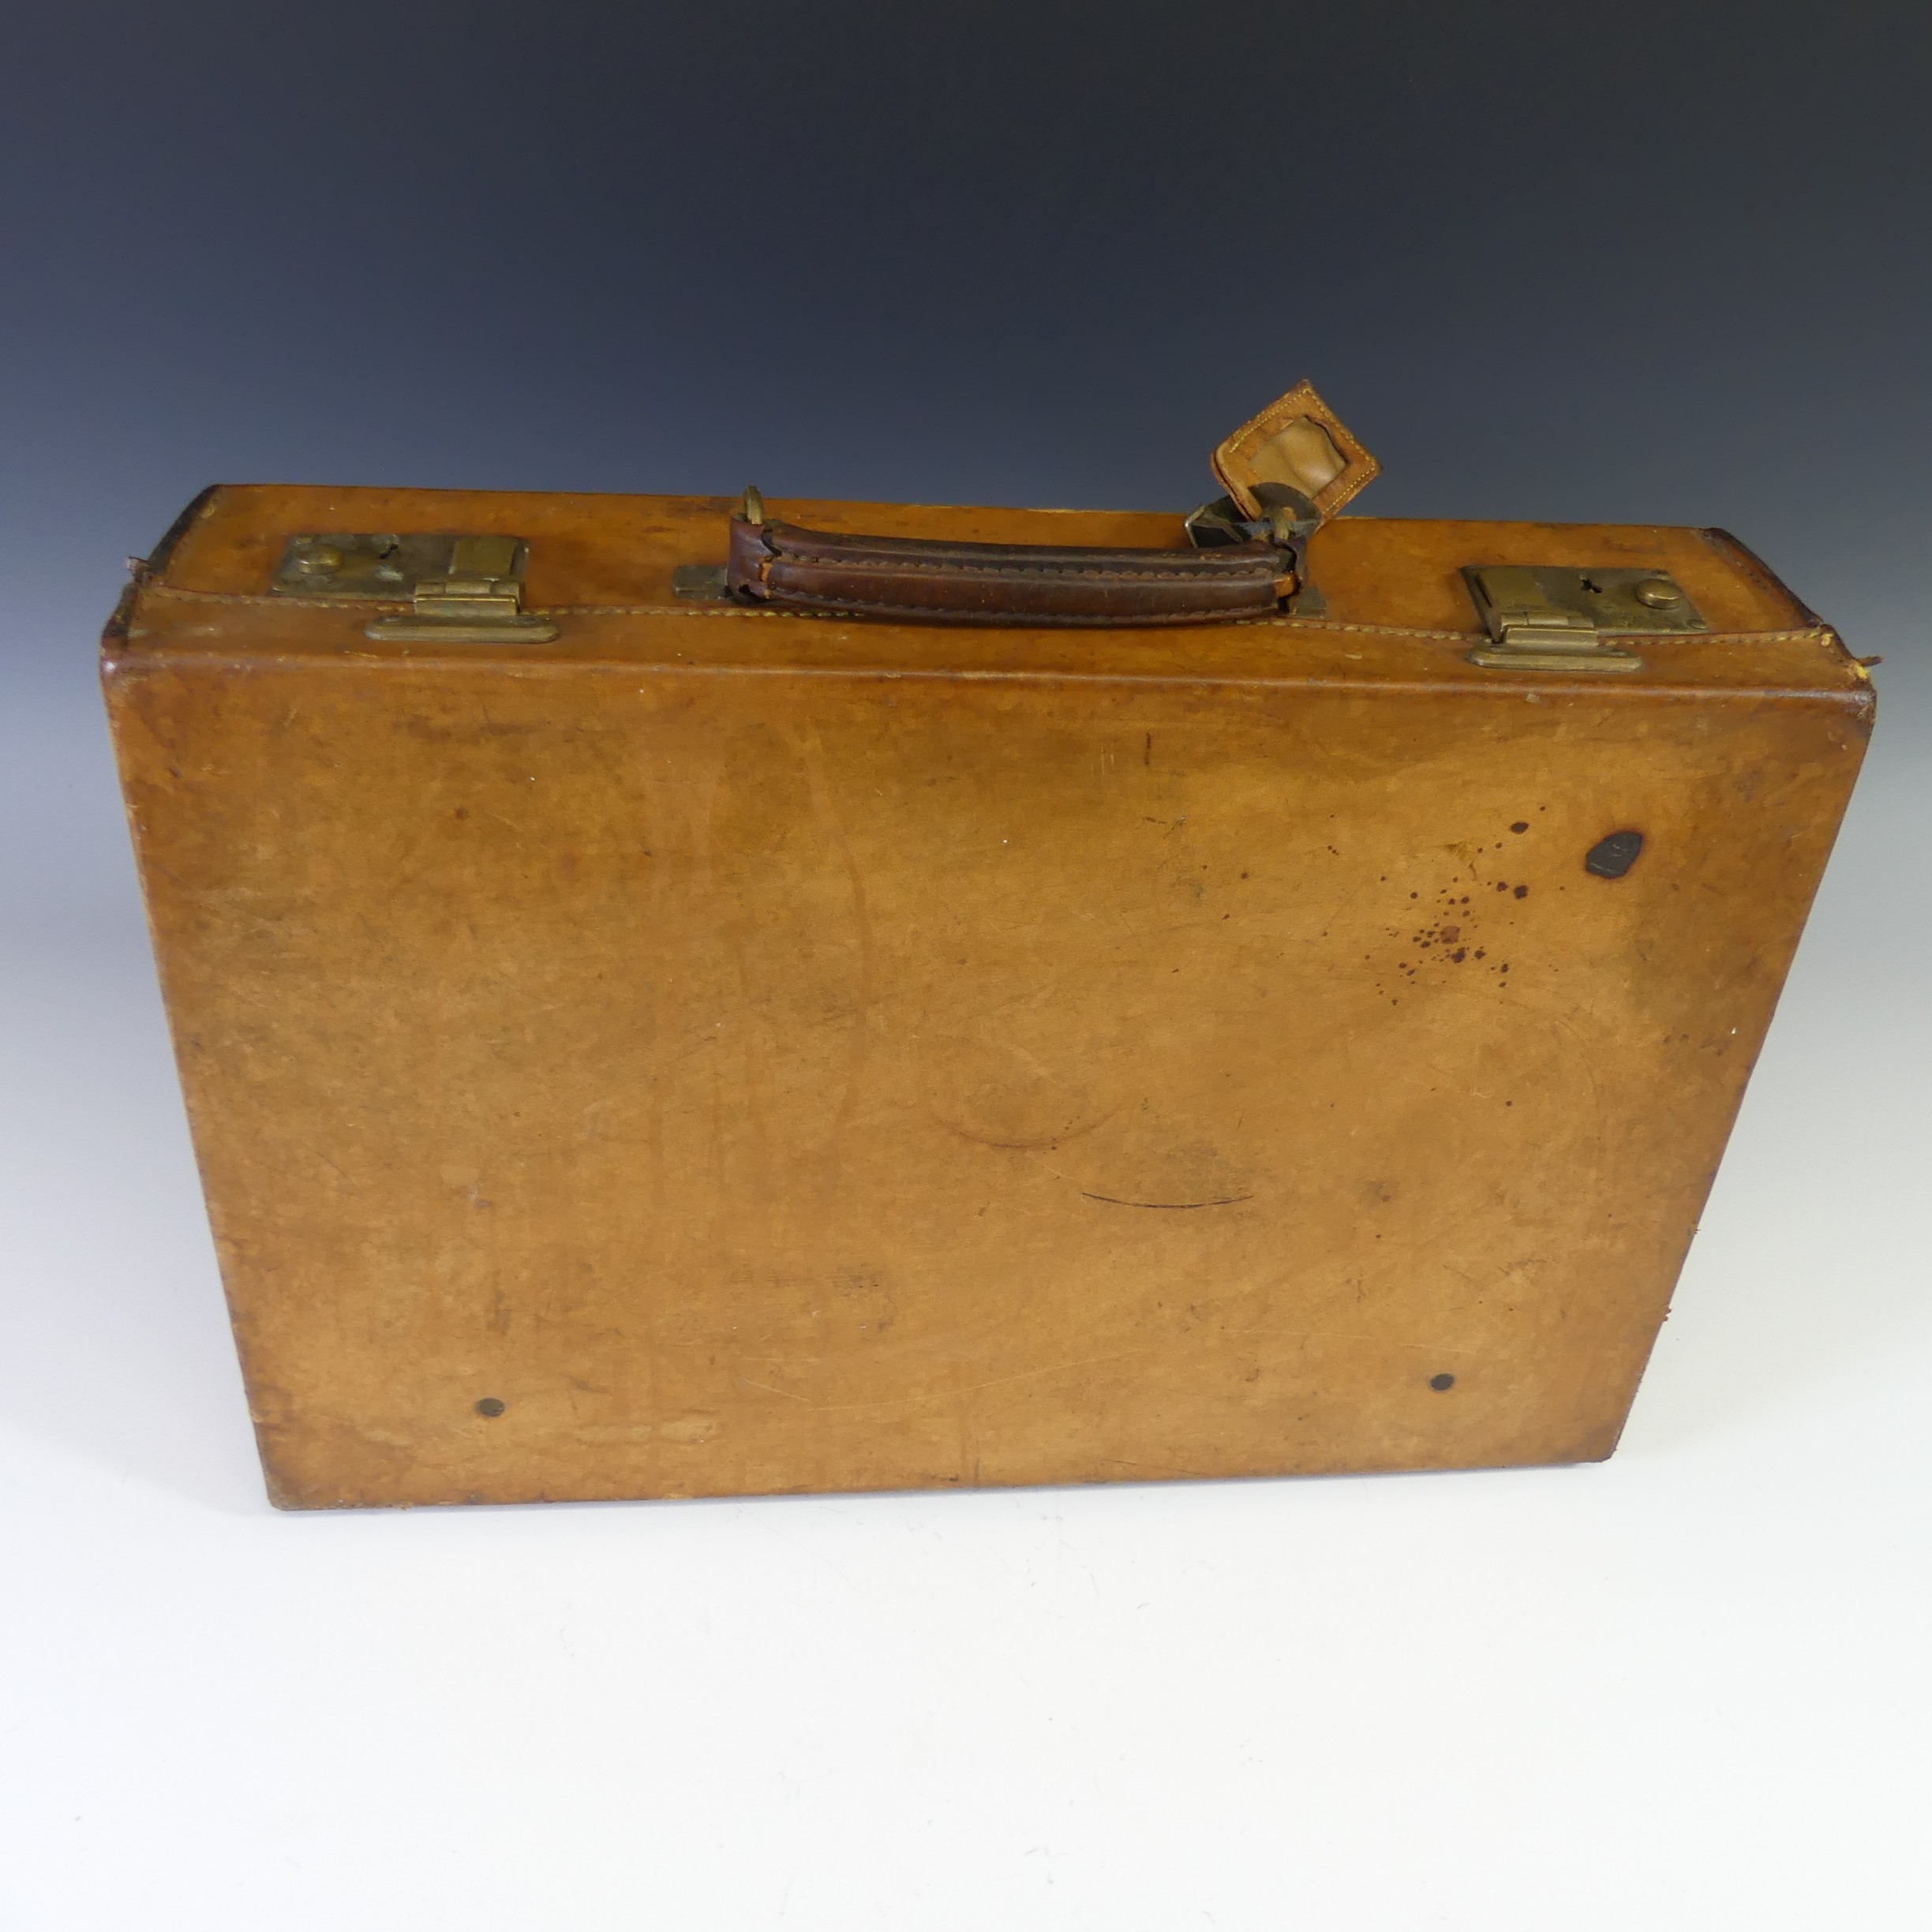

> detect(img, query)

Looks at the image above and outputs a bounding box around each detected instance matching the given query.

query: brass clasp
[1463,566,1707,672]
[272,533,559,643]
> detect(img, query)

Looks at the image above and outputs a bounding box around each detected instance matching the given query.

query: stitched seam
[141,584,793,620]
[144,585,412,611]
[533,604,786,617]
[752,590,1274,622]
[132,589,1836,647]
[110,652,1866,709]
[1240,621,1835,645]
[770,552,1270,582]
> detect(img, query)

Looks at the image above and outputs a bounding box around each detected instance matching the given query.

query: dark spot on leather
[1429,1373,1456,1391]
[1451,948,1466,962]
[1513,884,1529,899]
[1586,830,1645,878]
[475,1397,506,1417]
[1510,821,1529,833]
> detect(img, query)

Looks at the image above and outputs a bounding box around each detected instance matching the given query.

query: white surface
[3,646,1928,1931]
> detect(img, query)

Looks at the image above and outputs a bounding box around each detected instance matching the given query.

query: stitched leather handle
[727,511,1290,627]
[720,382,1376,627]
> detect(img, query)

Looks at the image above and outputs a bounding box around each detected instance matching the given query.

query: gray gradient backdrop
[3,4,1929,1927]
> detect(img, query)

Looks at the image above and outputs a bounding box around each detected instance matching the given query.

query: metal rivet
[1429,1372,1456,1391]
[475,1397,506,1417]
[1634,578,1681,608]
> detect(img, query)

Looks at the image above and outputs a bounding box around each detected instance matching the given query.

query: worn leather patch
[1211,380,1380,522]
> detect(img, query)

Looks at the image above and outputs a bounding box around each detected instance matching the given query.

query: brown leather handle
[727,511,1290,627]
[719,382,1376,627]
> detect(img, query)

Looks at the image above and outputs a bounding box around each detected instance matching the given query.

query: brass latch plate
[272,533,522,598]
[1463,566,1707,672]
[271,533,557,642]
[672,563,732,601]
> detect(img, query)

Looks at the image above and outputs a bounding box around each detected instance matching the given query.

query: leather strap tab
[1211,380,1380,522]
[728,515,1287,627]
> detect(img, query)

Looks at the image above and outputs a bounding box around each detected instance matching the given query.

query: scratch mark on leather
[733,1350,1145,1414]
[1095,1455,1216,1479]
[799,724,875,1189]
[298,1140,350,1182]
[1080,1192,1253,1210]
[936,1109,1120,1152]
[736,1376,812,1403]
[1217,1324,1477,1355]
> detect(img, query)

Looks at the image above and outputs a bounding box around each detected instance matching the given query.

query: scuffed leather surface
[105,484,1873,1508]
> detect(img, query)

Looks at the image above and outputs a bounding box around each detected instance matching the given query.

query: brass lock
[273,534,559,643]
[1463,566,1707,672]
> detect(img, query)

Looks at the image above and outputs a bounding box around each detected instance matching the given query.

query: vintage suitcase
[102,384,1874,1509]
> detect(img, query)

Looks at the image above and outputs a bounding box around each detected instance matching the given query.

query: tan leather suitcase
[101,385,1874,1509]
